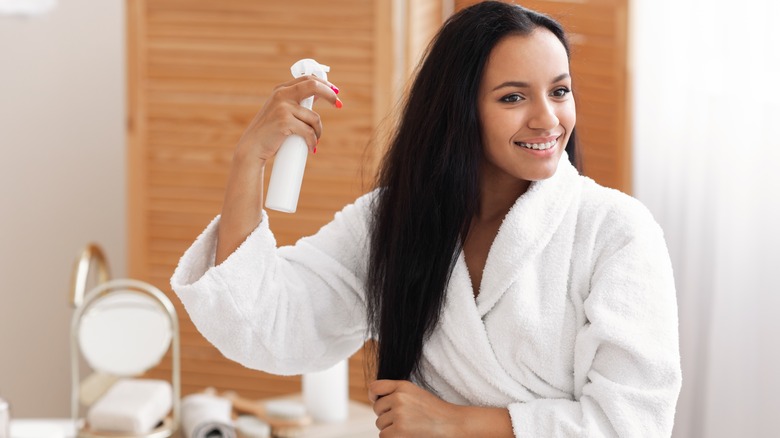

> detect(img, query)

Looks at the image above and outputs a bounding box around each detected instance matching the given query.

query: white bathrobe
[171,157,682,437]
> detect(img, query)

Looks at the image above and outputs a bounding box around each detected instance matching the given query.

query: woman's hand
[215,76,340,265]
[368,379,515,438]
[368,379,467,438]
[236,75,341,162]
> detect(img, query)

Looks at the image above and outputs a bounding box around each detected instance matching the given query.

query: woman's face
[477,29,575,184]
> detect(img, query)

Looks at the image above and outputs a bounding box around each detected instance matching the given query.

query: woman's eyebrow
[491,73,571,91]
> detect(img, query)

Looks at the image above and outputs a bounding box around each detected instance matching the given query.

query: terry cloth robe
[171,156,682,437]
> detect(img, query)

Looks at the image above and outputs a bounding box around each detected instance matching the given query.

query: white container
[0,397,8,438]
[265,59,330,213]
[302,359,348,423]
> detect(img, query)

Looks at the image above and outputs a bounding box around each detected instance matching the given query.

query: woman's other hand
[236,75,341,162]
[369,379,514,438]
[368,379,467,438]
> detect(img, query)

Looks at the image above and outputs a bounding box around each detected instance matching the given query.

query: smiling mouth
[514,137,559,151]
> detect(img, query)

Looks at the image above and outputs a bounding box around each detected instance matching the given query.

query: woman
[171,2,682,437]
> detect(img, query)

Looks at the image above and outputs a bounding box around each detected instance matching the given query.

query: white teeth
[516,138,558,150]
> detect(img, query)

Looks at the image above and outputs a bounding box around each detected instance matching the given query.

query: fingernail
[330,85,340,95]
[313,146,317,154]
[335,98,343,109]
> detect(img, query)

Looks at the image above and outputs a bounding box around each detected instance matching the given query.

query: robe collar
[425,155,582,405]
[472,153,581,316]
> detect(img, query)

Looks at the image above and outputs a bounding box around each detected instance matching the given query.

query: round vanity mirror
[71,279,181,436]
[78,290,172,376]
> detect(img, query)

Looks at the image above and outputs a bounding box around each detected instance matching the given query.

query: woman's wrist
[457,405,514,437]
[233,141,268,167]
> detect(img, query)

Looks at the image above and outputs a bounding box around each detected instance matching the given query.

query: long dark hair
[366,1,578,383]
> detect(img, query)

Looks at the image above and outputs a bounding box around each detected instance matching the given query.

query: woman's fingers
[290,104,323,142]
[285,115,318,152]
[368,380,400,403]
[236,76,340,161]
[375,409,394,431]
[372,391,398,432]
[262,107,318,153]
[276,75,341,109]
[275,76,339,153]
[371,392,395,417]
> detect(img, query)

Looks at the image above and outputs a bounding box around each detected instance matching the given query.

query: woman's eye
[500,94,523,103]
[551,87,572,98]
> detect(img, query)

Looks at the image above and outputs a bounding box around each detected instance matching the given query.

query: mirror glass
[78,291,171,376]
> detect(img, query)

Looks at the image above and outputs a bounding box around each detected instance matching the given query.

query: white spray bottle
[265,58,331,213]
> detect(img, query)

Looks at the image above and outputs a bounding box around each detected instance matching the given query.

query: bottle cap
[290,59,330,81]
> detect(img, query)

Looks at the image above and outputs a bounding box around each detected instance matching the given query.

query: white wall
[630,0,780,436]
[0,0,125,417]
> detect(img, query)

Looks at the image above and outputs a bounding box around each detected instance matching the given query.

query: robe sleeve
[507,201,682,437]
[170,192,374,375]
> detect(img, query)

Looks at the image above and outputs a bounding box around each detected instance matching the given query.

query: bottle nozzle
[291,59,330,81]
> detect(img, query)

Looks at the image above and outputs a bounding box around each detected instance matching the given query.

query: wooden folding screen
[128,0,409,403]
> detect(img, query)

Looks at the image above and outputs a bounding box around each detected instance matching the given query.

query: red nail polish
[330,85,340,95]
[313,146,317,154]
[335,98,343,109]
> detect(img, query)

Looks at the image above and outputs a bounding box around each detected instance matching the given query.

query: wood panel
[127,0,418,405]
[455,0,631,193]
[406,0,445,78]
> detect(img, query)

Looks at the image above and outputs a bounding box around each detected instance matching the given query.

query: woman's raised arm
[216,76,341,265]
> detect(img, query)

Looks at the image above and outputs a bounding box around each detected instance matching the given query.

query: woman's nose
[527,99,559,131]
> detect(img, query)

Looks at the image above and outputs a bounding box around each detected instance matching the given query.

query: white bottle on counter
[302,359,348,423]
